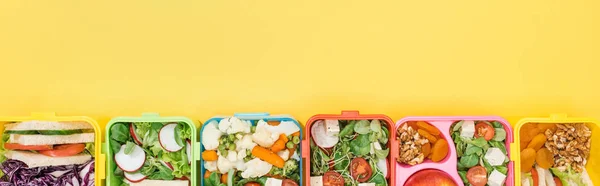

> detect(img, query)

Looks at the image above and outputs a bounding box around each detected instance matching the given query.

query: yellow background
[1,1,599,130]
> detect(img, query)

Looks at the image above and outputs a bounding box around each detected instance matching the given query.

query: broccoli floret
[282,159,299,177]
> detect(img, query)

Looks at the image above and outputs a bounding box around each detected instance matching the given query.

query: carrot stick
[221,173,228,184]
[202,150,218,161]
[204,170,212,178]
[291,131,300,136]
[271,134,288,153]
[252,146,285,168]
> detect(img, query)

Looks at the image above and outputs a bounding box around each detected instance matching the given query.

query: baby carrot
[271,134,289,153]
[252,146,285,168]
[202,150,218,161]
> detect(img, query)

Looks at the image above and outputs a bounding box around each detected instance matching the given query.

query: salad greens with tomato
[451,120,509,186]
[310,119,390,186]
[110,122,192,186]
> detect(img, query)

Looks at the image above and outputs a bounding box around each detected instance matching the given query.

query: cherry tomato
[244,183,261,186]
[350,158,373,182]
[323,171,344,186]
[531,168,539,186]
[554,177,563,186]
[475,122,495,141]
[38,143,85,157]
[282,179,299,186]
[466,166,488,186]
[4,143,53,151]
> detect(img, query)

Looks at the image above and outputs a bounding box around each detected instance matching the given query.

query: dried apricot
[520,141,529,151]
[416,121,441,136]
[526,134,547,151]
[431,139,448,162]
[537,124,557,134]
[422,143,431,158]
[520,148,536,173]
[536,148,554,169]
[405,121,419,130]
[520,123,540,143]
[418,129,438,143]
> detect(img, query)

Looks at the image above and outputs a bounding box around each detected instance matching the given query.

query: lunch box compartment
[303,110,396,186]
[104,113,198,186]
[0,112,105,185]
[394,116,514,186]
[199,112,303,186]
[513,114,599,185]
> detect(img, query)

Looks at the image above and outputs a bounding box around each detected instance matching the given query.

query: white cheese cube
[460,120,475,138]
[487,169,506,186]
[266,178,283,186]
[324,120,340,136]
[484,148,506,166]
[310,176,323,186]
[358,183,375,186]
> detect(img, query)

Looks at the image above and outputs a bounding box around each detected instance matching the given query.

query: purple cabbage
[0,159,95,186]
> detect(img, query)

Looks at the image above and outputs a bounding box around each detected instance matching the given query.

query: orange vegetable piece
[204,170,212,178]
[418,129,438,143]
[221,173,228,184]
[536,148,554,169]
[520,124,540,143]
[520,148,537,173]
[416,121,441,136]
[202,150,219,161]
[252,146,285,168]
[405,121,419,130]
[271,134,289,153]
[291,131,300,136]
[431,139,448,162]
[422,143,431,158]
[537,124,557,134]
[267,121,281,126]
[526,134,547,151]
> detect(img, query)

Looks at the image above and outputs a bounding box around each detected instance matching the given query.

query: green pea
[229,144,236,150]
[292,136,300,144]
[286,141,294,149]
[228,134,236,141]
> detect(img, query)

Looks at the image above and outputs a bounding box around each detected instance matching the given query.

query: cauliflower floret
[218,117,251,134]
[252,121,280,148]
[217,155,234,174]
[227,150,238,162]
[202,121,222,150]
[237,150,247,160]
[291,151,300,161]
[261,120,300,136]
[241,158,272,178]
[236,134,257,151]
[204,161,218,172]
[235,160,247,171]
[277,150,290,161]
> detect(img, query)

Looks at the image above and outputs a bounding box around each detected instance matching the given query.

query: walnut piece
[397,124,429,165]
[545,123,591,173]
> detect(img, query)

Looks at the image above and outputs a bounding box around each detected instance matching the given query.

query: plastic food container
[303,110,396,186]
[513,114,599,186]
[104,113,198,186]
[394,116,515,186]
[199,112,303,186]
[0,112,104,185]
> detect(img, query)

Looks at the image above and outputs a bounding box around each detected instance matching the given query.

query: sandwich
[0,120,95,186]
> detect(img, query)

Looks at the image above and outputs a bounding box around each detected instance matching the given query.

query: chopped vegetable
[203,150,219,161]
[252,146,285,168]
[271,134,288,153]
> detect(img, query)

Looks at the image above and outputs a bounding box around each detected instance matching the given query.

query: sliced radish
[159,159,174,170]
[186,140,192,164]
[159,123,184,152]
[115,144,146,172]
[130,124,143,145]
[311,120,338,148]
[124,171,147,183]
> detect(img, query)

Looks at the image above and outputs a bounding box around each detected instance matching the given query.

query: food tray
[394,116,514,186]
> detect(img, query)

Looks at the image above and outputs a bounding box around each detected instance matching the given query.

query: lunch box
[104,113,199,186]
[0,112,105,185]
[513,114,599,186]
[394,116,515,186]
[199,112,303,186]
[303,110,396,186]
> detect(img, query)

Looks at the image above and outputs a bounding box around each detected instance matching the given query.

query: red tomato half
[323,171,344,186]
[475,122,495,141]
[350,158,373,182]
[39,143,86,157]
[4,143,53,151]
[282,179,299,186]
[467,166,487,186]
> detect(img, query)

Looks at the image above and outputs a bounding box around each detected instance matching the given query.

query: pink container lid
[394,116,514,186]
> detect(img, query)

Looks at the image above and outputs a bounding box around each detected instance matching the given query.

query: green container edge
[103,112,199,186]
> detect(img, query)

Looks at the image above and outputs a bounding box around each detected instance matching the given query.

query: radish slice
[124,171,147,183]
[159,159,174,170]
[130,124,143,145]
[159,123,184,152]
[115,144,146,172]
[186,140,192,164]
[311,120,338,148]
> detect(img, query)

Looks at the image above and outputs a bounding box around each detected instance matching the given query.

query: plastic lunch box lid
[513,114,600,185]
[104,113,198,186]
[394,116,514,186]
[0,112,105,184]
[303,110,396,186]
[199,112,303,186]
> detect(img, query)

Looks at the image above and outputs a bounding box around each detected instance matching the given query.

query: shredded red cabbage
[0,159,95,186]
